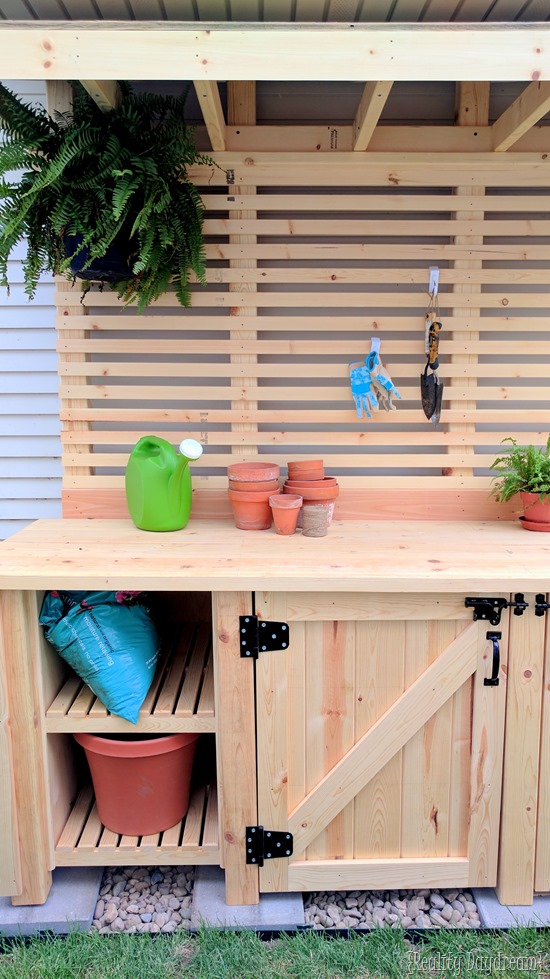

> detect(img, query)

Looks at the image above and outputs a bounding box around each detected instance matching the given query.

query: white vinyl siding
[0,80,61,539]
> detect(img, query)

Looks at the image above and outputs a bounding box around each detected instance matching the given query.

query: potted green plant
[0,81,212,311]
[490,436,550,531]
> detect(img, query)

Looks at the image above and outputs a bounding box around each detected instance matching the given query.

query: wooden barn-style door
[254,592,509,895]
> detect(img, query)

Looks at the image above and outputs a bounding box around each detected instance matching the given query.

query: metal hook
[428,266,440,299]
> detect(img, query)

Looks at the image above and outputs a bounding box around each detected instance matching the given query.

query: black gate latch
[535,594,550,617]
[465,594,528,626]
[239,615,289,659]
[245,826,293,866]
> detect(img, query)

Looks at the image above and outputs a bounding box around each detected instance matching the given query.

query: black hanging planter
[64,234,136,284]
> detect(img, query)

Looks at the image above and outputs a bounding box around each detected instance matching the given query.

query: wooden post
[0,592,22,897]
[46,81,92,515]
[0,592,52,905]
[228,82,258,461]
[497,594,545,905]
[448,82,490,477]
[535,593,550,891]
[212,592,259,905]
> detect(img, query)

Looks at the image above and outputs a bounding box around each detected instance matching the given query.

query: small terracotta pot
[228,487,280,530]
[270,494,302,536]
[521,492,550,527]
[286,472,325,483]
[284,481,338,525]
[284,482,339,502]
[227,462,280,482]
[288,459,323,473]
[284,477,338,489]
[229,478,279,493]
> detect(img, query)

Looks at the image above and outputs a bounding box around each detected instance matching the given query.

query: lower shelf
[55,781,220,867]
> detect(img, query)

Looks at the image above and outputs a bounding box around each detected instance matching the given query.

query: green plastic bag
[39,591,160,724]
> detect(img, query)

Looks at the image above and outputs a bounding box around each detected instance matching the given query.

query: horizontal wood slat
[61,487,517,521]
[56,176,550,515]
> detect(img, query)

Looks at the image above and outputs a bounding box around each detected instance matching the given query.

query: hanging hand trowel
[421,312,443,424]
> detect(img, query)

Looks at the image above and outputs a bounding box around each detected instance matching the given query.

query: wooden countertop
[0,518,548,593]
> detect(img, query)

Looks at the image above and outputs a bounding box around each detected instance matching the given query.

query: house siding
[0,80,61,540]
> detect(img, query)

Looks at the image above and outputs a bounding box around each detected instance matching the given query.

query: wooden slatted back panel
[57,155,550,520]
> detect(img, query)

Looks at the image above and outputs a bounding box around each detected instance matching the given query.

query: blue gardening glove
[366,350,402,412]
[349,361,380,419]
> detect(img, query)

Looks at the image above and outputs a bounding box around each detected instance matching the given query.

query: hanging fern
[0,81,214,310]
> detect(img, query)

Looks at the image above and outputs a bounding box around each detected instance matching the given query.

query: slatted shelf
[46,623,215,733]
[55,781,220,866]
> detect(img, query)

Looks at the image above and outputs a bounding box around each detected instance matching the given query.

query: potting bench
[0,518,549,907]
[1,12,550,910]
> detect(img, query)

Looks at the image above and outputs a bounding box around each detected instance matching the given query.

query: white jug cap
[179,438,203,461]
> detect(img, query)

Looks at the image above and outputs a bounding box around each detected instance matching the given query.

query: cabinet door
[255,592,509,895]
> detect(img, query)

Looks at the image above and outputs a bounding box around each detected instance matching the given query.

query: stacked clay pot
[227,462,280,530]
[283,460,339,526]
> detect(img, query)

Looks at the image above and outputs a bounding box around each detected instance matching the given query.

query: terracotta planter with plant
[490,436,550,531]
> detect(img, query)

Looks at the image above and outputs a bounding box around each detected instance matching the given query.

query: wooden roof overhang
[0,21,549,155]
[0,21,548,81]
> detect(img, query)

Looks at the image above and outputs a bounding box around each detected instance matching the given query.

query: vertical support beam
[535,599,550,892]
[213,592,259,905]
[447,82,489,478]
[227,81,258,460]
[46,81,92,512]
[0,591,22,897]
[0,592,52,905]
[497,595,545,905]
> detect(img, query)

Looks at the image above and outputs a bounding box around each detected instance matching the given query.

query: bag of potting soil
[39,591,160,724]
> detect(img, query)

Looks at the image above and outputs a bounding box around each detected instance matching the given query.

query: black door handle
[484,631,501,686]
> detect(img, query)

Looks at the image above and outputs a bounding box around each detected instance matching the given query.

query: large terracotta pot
[228,487,280,530]
[283,480,339,526]
[74,732,199,836]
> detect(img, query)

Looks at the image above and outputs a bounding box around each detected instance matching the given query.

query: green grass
[0,926,549,979]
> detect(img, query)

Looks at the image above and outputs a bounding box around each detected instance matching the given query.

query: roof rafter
[79,80,121,111]
[492,80,550,152]
[353,81,393,151]
[0,22,548,81]
[193,80,226,151]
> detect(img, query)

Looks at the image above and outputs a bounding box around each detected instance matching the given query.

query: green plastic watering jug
[125,436,203,532]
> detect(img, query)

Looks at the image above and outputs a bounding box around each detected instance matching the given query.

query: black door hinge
[535,594,550,617]
[239,615,289,659]
[465,594,528,626]
[245,826,293,866]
